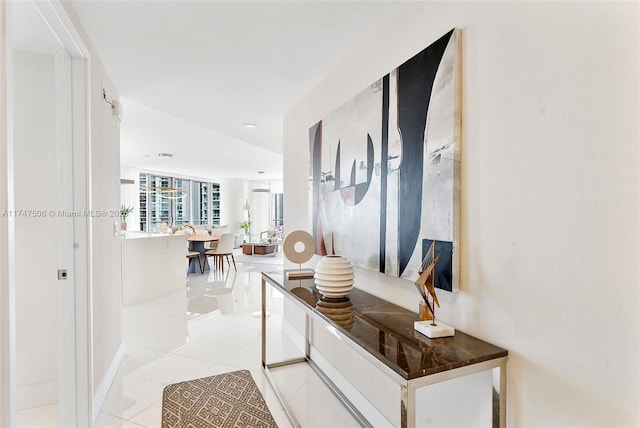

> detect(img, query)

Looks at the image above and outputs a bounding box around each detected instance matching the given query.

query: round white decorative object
[283,230,315,265]
[314,279,354,288]
[181,224,196,237]
[314,255,354,298]
[313,272,355,282]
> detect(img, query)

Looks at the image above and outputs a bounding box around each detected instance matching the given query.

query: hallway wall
[62,2,123,405]
[12,51,59,409]
[0,3,8,423]
[283,2,640,426]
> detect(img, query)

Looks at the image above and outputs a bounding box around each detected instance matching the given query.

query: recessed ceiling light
[257,170,265,174]
[158,153,173,158]
[244,123,257,128]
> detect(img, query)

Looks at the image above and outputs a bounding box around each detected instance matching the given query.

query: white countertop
[121,231,184,240]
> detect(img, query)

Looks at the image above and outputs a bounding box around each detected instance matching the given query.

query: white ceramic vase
[314,255,354,298]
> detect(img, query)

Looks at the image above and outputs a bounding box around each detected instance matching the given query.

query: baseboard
[93,341,125,422]
[15,380,58,410]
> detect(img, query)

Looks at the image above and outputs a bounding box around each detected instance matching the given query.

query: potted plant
[120,206,134,231]
[239,220,252,242]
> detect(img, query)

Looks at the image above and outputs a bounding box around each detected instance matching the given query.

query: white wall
[88,55,123,395]
[0,2,9,424]
[13,51,59,409]
[283,2,639,426]
[246,179,283,238]
[62,2,123,401]
[219,177,245,232]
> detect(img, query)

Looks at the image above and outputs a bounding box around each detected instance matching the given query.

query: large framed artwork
[310,28,461,292]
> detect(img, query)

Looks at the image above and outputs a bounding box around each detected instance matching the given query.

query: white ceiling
[70,1,399,181]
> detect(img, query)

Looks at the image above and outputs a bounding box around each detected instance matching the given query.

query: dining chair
[204,232,236,273]
[186,249,203,275]
[205,225,228,250]
[175,229,203,275]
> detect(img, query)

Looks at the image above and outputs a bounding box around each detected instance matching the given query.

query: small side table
[253,244,276,255]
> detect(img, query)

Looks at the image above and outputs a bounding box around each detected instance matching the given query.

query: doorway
[2,1,91,426]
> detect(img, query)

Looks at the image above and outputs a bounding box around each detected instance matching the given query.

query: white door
[3,1,91,426]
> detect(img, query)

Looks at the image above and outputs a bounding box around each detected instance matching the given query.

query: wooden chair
[176,228,203,275]
[204,232,236,273]
[186,250,203,274]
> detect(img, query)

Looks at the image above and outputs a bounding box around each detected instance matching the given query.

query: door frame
[1,1,92,425]
[1,3,12,424]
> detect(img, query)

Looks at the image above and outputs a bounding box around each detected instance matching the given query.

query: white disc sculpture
[283,230,316,279]
[314,255,354,298]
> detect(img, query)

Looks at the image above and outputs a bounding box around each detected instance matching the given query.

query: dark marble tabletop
[263,270,508,381]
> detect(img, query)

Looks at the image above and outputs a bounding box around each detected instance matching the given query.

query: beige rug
[162,370,278,428]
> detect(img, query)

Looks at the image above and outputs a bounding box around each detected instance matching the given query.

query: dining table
[187,235,219,273]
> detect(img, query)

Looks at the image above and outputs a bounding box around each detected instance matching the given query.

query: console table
[261,270,508,428]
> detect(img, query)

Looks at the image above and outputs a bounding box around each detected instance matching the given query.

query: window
[139,174,148,231]
[173,179,191,226]
[211,183,220,225]
[148,175,171,230]
[139,173,220,232]
[191,181,208,226]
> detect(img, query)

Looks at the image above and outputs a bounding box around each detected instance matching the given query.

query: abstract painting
[310,29,461,292]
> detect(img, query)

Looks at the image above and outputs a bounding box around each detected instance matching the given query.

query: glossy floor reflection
[16,251,360,427]
[94,251,359,428]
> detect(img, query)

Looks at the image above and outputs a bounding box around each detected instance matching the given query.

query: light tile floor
[94,251,358,428]
[16,251,359,427]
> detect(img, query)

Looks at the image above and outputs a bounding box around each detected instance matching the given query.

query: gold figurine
[415,241,440,325]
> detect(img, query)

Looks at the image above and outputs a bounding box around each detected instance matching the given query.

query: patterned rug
[161,370,278,428]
